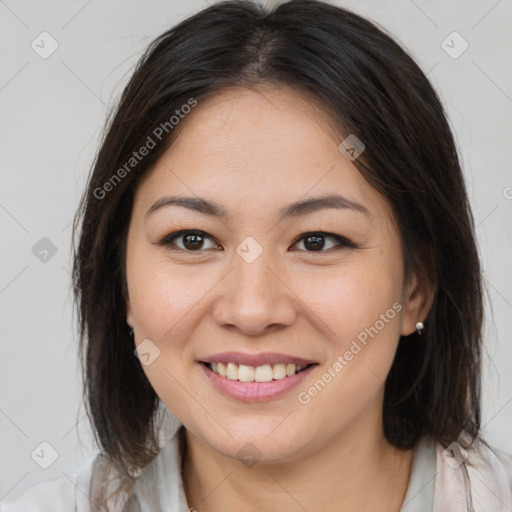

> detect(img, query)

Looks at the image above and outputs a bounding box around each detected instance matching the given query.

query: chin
[193,415,316,465]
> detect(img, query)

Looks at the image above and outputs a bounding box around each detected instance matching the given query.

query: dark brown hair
[72,0,483,486]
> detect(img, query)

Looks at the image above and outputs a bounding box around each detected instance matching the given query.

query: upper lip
[199,352,317,367]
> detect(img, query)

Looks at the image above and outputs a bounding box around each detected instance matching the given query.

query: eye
[291,231,357,252]
[157,229,357,253]
[157,230,220,252]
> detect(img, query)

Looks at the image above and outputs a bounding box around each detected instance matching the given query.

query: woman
[2,0,511,510]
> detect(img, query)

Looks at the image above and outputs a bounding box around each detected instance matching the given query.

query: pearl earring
[415,321,424,335]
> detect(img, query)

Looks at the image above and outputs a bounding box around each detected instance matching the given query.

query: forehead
[133,86,390,223]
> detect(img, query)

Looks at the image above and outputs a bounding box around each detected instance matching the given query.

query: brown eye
[292,232,356,252]
[158,230,220,251]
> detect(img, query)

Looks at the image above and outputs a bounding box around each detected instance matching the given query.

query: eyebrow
[145,193,370,220]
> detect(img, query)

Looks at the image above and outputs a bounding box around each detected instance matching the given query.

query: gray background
[1,0,511,502]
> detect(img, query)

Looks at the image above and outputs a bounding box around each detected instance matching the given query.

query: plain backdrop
[1,0,511,503]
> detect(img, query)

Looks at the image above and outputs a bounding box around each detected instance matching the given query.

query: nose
[212,251,298,336]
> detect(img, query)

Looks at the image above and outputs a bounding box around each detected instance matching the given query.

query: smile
[206,361,311,382]
[198,352,319,402]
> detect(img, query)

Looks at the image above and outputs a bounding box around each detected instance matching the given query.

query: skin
[125,85,433,511]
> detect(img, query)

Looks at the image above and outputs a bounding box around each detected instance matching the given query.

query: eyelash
[156,230,358,253]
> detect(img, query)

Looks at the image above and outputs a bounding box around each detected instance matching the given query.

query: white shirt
[2,400,511,511]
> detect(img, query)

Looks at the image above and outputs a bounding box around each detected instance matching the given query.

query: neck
[182,407,413,512]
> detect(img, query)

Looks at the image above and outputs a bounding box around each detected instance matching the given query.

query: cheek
[298,258,403,350]
[127,254,209,340]
[126,253,212,419]
[293,264,402,431]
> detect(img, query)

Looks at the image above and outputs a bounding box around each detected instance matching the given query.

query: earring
[415,321,424,335]
[129,327,134,337]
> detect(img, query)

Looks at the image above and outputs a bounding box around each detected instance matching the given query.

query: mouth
[202,361,314,382]
[198,352,319,402]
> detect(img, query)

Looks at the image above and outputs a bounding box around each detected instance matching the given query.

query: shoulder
[433,438,512,511]
[0,453,97,512]
[0,403,184,512]
[477,442,512,490]
[492,445,512,480]
[462,440,512,490]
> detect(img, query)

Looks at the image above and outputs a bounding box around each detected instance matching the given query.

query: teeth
[238,364,255,382]
[273,363,287,380]
[217,362,227,377]
[254,364,273,382]
[226,362,238,380]
[208,361,308,382]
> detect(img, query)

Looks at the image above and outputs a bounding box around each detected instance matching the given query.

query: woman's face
[125,86,426,463]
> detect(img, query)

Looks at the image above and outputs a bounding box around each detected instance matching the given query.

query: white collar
[104,401,512,512]
[132,400,188,511]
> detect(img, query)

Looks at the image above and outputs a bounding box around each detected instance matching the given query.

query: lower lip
[200,363,317,402]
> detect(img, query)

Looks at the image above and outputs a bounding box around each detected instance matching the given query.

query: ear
[126,300,134,328]
[401,271,434,336]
